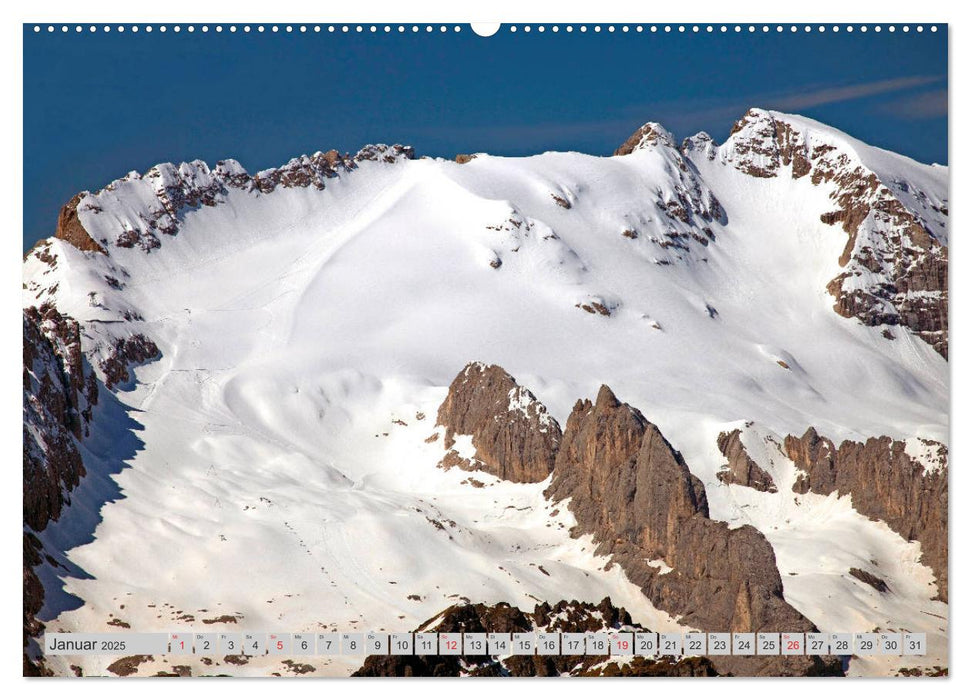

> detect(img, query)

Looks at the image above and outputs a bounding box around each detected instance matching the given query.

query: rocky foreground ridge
[354,598,724,677]
[436,364,852,676]
[434,359,946,675]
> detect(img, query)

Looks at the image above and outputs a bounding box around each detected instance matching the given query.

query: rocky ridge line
[51,144,416,255]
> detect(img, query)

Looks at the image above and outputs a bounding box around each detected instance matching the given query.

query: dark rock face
[545,386,840,677]
[23,305,98,531]
[23,534,48,676]
[724,108,948,358]
[716,429,777,492]
[99,334,161,390]
[435,363,562,483]
[354,598,718,677]
[106,655,155,677]
[848,567,890,594]
[785,428,948,601]
[23,305,100,675]
[55,193,106,254]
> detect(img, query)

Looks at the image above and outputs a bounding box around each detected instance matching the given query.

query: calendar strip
[44,631,927,657]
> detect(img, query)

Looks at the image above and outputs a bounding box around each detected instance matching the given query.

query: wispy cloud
[875,88,948,120]
[639,75,946,130]
[767,75,944,111]
[404,75,947,156]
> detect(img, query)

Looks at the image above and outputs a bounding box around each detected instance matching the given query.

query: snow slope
[23,111,948,676]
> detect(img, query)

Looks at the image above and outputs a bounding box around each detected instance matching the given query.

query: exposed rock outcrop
[23,534,48,676]
[614,122,725,259]
[54,193,106,254]
[23,305,98,530]
[681,132,718,161]
[716,429,777,492]
[106,655,155,677]
[723,108,948,357]
[354,598,718,677]
[435,363,561,483]
[615,122,678,155]
[545,386,840,676]
[849,567,890,594]
[785,428,948,601]
[99,333,160,390]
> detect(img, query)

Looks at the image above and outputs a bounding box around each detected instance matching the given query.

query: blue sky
[23,24,947,250]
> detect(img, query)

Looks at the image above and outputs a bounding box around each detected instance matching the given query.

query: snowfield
[23,110,948,676]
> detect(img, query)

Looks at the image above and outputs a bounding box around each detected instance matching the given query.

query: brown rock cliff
[716,429,777,492]
[436,363,562,483]
[545,386,838,676]
[785,428,948,601]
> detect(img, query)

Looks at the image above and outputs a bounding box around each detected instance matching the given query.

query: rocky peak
[550,385,649,520]
[594,383,619,407]
[614,122,678,156]
[54,193,105,254]
[549,386,713,554]
[784,427,836,487]
[547,385,834,676]
[681,131,718,161]
[721,108,948,358]
[435,362,562,483]
[723,107,799,178]
[614,123,726,259]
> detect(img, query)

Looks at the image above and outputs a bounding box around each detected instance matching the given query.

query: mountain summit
[615,108,947,356]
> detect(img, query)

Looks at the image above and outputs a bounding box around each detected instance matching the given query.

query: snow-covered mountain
[23,108,948,677]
